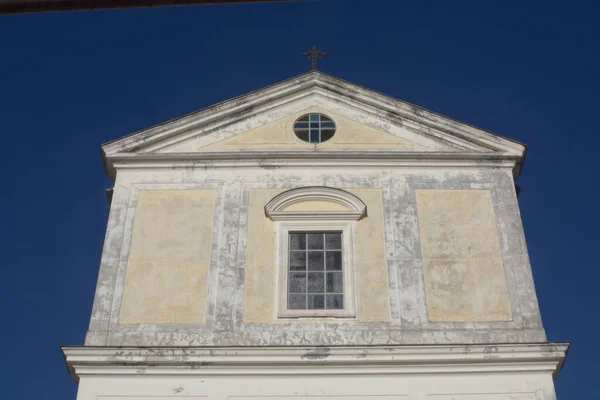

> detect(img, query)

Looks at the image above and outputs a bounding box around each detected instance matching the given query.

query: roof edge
[100,70,527,179]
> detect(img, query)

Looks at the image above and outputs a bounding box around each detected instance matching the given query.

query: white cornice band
[105,151,522,179]
[62,343,569,383]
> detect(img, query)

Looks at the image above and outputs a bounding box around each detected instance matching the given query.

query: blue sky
[0,0,597,398]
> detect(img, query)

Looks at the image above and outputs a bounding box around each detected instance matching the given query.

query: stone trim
[63,343,569,382]
[108,151,523,180]
[265,186,367,221]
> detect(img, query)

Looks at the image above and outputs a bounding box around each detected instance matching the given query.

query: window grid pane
[293,114,337,144]
[288,231,343,310]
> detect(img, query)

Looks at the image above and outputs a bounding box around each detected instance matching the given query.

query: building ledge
[62,343,569,383]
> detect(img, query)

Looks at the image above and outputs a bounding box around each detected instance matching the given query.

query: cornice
[101,73,318,156]
[311,83,515,156]
[62,343,569,383]
[106,150,522,179]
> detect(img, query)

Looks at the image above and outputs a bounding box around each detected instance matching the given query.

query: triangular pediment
[101,71,526,178]
[164,106,430,152]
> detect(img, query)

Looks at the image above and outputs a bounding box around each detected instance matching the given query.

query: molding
[265,186,367,221]
[106,151,522,179]
[62,343,569,382]
[267,211,363,221]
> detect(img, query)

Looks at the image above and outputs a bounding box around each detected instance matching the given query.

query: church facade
[63,71,568,400]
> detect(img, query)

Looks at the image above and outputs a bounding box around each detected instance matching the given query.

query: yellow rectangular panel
[348,189,390,322]
[244,189,281,323]
[119,190,216,325]
[416,190,511,322]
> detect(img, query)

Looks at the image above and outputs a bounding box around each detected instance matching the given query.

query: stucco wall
[85,165,545,347]
[416,190,511,322]
[243,188,390,324]
[201,107,425,150]
[119,189,216,324]
[351,189,390,322]
[73,363,557,400]
[244,189,279,323]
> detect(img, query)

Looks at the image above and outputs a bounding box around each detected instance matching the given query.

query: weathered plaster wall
[284,199,349,212]
[416,190,511,322]
[77,72,557,400]
[74,368,557,400]
[119,190,216,324]
[244,189,279,324]
[74,369,558,400]
[243,188,390,324]
[350,188,390,322]
[85,165,545,347]
[198,107,425,151]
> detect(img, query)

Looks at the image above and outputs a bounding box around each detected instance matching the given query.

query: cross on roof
[302,45,327,70]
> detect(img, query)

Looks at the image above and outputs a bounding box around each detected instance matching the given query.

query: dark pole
[0,0,298,15]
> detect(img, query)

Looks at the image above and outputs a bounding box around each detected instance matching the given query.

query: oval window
[293,113,336,144]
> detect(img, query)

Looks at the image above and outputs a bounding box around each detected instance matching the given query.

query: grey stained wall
[84,165,546,347]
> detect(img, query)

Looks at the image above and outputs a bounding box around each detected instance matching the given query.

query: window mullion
[305,233,308,309]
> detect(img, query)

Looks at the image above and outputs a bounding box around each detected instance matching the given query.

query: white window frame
[276,220,357,318]
[265,187,366,319]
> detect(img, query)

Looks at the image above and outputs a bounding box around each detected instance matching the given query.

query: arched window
[265,187,366,318]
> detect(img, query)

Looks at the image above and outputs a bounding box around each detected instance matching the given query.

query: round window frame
[292,113,337,144]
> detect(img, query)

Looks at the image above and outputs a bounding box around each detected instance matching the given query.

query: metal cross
[302,45,327,70]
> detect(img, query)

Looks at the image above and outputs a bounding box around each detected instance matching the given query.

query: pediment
[265,187,367,221]
[162,106,432,153]
[101,71,526,178]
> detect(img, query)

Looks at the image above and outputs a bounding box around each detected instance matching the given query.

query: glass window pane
[320,130,334,142]
[294,129,309,142]
[310,129,320,143]
[307,272,324,293]
[307,251,324,270]
[287,230,345,312]
[325,233,341,249]
[289,294,306,310]
[289,251,306,270]
[307,233,324,249]
[289,272,306,293]
[307,295,325,309]
[290,233,306,250]
[294,114,336,143]
[326,272,343,293]
[326,251,342,271]
[326,294,343,309]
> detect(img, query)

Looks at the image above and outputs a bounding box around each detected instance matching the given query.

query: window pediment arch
[265,186,367,221]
